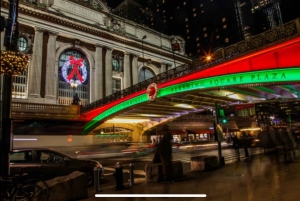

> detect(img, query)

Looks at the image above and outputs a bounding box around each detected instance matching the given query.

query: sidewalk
[82,150,300,201]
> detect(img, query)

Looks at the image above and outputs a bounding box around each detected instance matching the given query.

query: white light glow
[106,118,150,123]
[174,104,195,108]
[13,138,37,141]
[239,127,261,131]
[95,194,207,198]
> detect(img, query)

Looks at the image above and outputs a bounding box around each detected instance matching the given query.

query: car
[9,148,103,186]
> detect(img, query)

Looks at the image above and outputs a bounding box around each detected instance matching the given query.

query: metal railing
[81,18,300,113]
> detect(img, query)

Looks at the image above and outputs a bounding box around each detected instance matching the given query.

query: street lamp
[141,35,147,81]
[1,0,29,177]
[70,82,79,105]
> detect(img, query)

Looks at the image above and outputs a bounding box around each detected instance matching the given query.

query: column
[94,44,103,101]
[123,52,131,89]
[0,29,5,51]
[28,27,45,98]
[105,47,113,96]
[160,63,167,73]
[45,31,58,99]
[132,55,138,85]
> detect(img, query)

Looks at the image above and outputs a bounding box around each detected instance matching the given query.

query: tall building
[111,0,299,58]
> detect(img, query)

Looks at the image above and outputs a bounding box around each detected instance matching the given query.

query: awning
[169,130,187,135]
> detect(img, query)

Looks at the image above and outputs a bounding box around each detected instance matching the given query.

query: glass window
[139,67,155,82]
[58,49,90,105]
[18,37,28,52]
[10,151,33,163]
[112,78,121,93]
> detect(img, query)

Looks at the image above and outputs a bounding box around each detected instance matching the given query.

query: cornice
[1,0,191,63]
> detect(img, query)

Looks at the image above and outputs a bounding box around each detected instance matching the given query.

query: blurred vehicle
[10,148,103,186]
[122,144,152,156]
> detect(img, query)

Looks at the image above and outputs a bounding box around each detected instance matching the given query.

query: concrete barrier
[190,155,219,171]
[46,171,88,201]
[145,161,183,182]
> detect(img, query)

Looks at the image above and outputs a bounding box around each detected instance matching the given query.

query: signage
[146,83,158,101]
[84,67,300,133]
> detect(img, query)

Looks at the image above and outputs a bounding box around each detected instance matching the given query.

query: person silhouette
[72,93,81,105]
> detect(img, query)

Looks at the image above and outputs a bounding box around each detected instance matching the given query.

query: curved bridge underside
[81,37,300,134]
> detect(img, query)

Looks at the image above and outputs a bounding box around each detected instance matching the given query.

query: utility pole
[1,0,28,177]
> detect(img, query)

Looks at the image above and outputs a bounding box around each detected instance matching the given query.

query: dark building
[108,0,299,58]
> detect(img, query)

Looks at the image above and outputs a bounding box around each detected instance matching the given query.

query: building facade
[1,0,190,106]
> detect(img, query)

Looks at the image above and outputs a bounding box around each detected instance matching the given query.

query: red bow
[67,56,84,82]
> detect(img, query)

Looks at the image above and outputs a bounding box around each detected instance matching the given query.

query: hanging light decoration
[0,50,29,75]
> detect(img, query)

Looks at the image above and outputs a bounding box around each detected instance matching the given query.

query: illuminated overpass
[81,18,300,135]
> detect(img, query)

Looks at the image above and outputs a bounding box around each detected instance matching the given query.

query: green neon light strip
[84,67,300,133]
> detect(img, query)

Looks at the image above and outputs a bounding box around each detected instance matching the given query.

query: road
[50,144,264,188]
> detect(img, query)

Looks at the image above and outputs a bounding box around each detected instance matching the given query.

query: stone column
[94,44,103,101]
[45,31,58,99]
[123,52,131,89]
[0,29,5,51]
[28,27,45,98]
[132,55,138,85]
[160,62,167,73]
[105,47,113,96]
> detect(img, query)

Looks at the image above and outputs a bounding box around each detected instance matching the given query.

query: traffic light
[217,107,225,118]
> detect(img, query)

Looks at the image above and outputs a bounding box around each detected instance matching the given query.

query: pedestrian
[157,124,174,183]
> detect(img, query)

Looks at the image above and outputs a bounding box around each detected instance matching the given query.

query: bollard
[129,163,134,186]
[114,162,124,190]
[93,167,101,192]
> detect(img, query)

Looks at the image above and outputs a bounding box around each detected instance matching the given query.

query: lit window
[204,33,207,37]
[223,24,227,29]
[157,9,159,12]
[197,43,200,47]
[196,37,199,41]
[170,16,173,19]
[193,13,197,17]
[200,4,203,7]
[177,6,179,9]
[185,18,188,22]
[18,37,28,52]
[186,24,189,27]
[162,0,165,3]
[186,29,189,33]
[222,18,226,22]
[193,8,196,11]
[183,2,186,5]
[216,35,219,39]
[163,10,165,13]
[201,10,204,13]
[225,38,229,42]
[203,27,206,31]
[139,67,155,82]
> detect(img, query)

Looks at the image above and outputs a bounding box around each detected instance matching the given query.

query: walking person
[157,124,174,183]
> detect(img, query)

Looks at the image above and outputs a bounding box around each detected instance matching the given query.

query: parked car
[10,148,103,186]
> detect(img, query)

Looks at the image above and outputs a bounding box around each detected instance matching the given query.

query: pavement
[79,148,300,201]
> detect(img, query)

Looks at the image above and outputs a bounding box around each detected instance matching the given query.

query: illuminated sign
[83,67,300,134]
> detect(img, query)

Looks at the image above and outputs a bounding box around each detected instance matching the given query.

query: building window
[12,71,27,99]
[222,18,226,22]
[18,37,28,52]
[223,24,227,29]
[139,67,155,82]
[58,49,90,105]
[225,38,229,43]
[216,35,220,39]
[204,33,207,37]
[112,78,121,93]
[203,27,206,31]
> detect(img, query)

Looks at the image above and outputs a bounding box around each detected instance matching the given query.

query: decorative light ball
[0,50,29,75]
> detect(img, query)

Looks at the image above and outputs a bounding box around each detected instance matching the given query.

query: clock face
[112,59,119,71]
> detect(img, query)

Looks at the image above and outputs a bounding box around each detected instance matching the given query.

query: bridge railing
[81,18,300,114]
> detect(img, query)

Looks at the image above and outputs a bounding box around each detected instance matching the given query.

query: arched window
[58,49,90,105]
[138,67,155,82]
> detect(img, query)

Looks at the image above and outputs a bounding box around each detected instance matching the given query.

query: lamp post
[141,35,147,81]
[70,82,79,105]
[1,0,29,177]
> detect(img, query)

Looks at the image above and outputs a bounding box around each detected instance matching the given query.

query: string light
[0,50,29,75]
